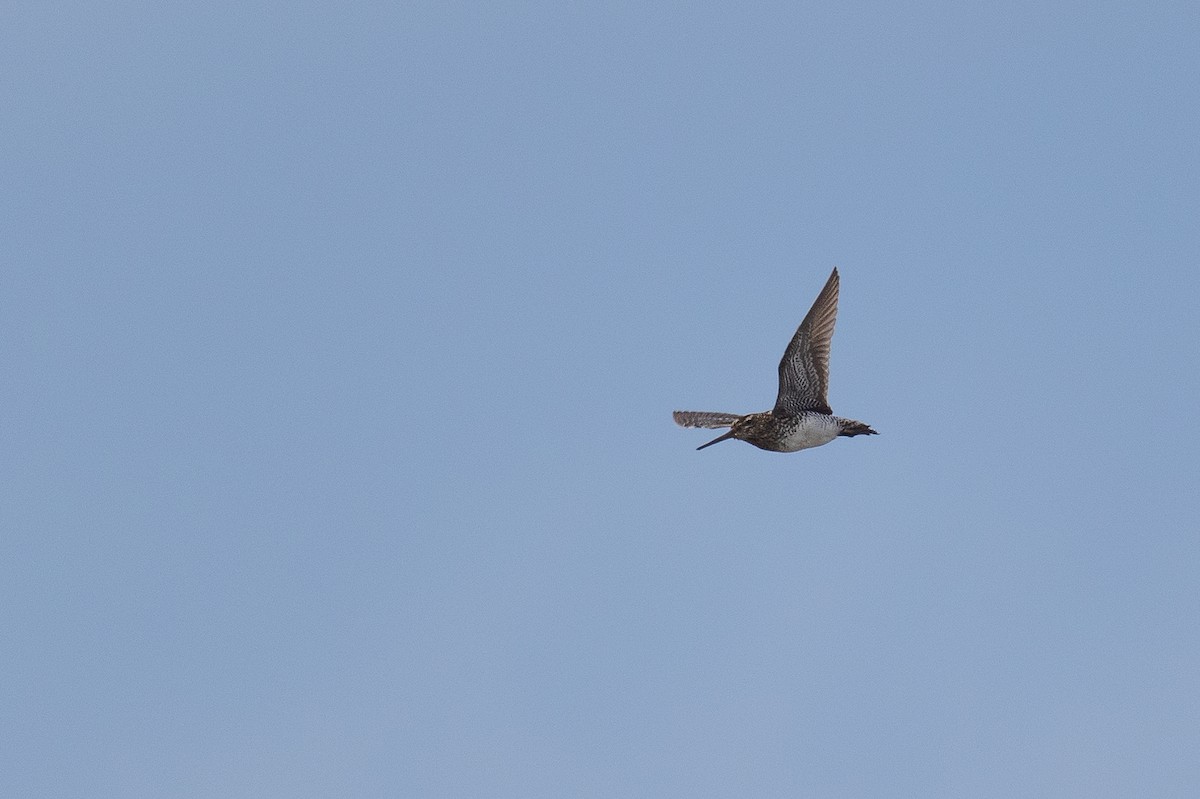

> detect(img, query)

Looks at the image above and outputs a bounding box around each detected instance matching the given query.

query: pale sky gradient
[3,3,1199,797]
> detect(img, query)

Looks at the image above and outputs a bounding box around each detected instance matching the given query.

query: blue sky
[3,2,1198,797]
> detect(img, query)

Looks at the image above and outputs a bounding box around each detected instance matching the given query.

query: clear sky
[3,3,1198,797]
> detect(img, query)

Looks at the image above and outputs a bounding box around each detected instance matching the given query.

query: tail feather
[673,411,741,429]
[836,418,878,437]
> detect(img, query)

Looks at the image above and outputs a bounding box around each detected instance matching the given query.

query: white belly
[776,415,840,452]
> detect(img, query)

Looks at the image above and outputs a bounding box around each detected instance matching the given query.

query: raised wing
[774,268,839,416]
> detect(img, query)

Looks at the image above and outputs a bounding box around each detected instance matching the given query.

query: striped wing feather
[774,268,839,416]
[672,411,741,429]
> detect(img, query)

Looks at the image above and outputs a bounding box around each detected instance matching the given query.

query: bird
[673,267,877,452]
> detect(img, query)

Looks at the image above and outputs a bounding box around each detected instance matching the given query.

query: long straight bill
[696,430,737,450]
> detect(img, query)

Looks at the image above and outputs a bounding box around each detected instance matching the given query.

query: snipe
[674,268,877,452]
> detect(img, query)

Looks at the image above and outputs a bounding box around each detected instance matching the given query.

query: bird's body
[673,268,877,453]
[724,411,840,453]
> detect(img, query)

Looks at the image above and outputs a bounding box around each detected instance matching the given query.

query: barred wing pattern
[672,411,741,429]
[774,268,839,416]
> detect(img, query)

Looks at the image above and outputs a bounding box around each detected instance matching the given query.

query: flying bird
[673,267,877,452]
